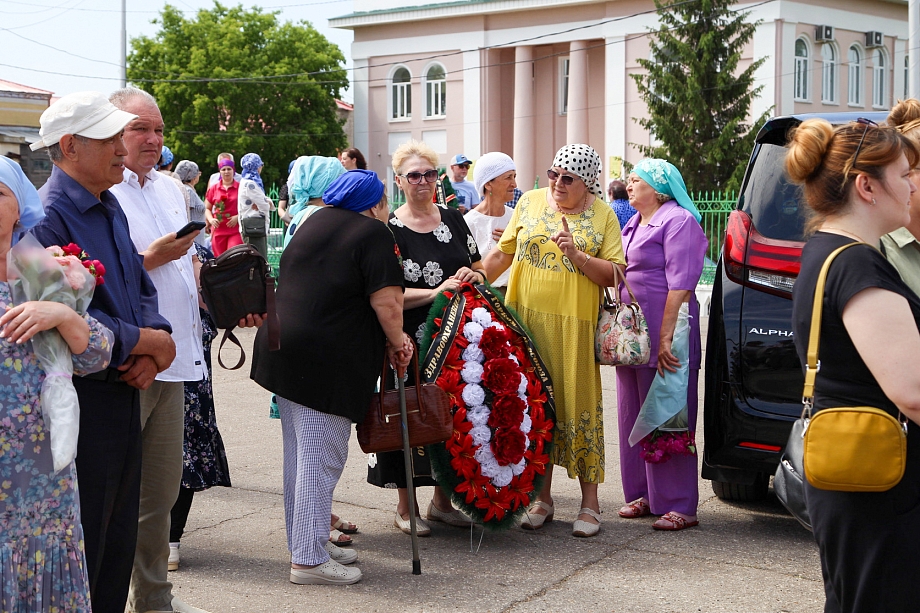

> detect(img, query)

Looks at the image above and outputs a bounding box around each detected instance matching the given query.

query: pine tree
[631,0,770,192]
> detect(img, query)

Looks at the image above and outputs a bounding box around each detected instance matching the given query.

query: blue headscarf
[323,170,385,213]
[632,158,701,223]
[287,156,346,218]
[0,157,45,246]
[240,153,264,192]
[158,145,174,169]
[288,159,296,175]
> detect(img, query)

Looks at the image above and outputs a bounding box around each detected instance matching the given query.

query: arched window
[390,66,412,121]
[822,43,837,104]
[873,49,888,108]
[794,38,810,101]
[424,64,446,118]
[848,45,863,106]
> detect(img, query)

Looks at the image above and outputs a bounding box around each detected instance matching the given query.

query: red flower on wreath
[488,394,525,430]
[481,358,520,395]
[492,428,526,466]
[479,325,511,360]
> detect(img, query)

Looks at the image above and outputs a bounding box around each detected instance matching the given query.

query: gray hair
[46,135,88,163]
[108,86,157,110]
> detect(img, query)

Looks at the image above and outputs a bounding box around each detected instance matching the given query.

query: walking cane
[398,371,422,575]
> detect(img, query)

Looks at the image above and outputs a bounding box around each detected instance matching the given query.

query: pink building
[331,0,907,199]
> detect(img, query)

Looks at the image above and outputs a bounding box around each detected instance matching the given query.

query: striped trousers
[278,397,351,565]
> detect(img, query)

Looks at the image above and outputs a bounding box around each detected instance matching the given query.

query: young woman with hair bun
[787,117,920,612]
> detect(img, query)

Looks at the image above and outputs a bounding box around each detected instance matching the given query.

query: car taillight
[723,210,804,298]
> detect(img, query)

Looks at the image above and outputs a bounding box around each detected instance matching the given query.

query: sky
[0,0,356,102]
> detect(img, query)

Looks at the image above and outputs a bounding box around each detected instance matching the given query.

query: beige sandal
[572,507,601,537]
[520,501,554,530]
[329,529,353,545]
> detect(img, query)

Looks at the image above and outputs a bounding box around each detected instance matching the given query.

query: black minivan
[702,111,889,501]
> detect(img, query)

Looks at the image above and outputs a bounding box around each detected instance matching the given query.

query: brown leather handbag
[357,345,452,454]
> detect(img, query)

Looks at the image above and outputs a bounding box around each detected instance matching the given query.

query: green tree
[631,0,770,192]
[128,2,347,189]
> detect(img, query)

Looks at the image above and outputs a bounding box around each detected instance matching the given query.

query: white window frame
[422,62,447,119]
[389,65,412,122]
[848,44,863,107]
[821,42,839,105]
[794,38,811,102]
[559,56,570,115]
[873,48,889,109]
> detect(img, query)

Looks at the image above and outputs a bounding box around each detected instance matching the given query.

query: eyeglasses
[398,170,439,184]
[850,117,879,171]
[547,169,579,186]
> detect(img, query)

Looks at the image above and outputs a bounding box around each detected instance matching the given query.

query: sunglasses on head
[399,169,439,185]
[547,169,580,186]
[850,117,880,171]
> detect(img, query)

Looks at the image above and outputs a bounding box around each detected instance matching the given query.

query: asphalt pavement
[167,323,826,613]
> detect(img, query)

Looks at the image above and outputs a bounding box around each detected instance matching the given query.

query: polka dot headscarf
[551,144,603,198]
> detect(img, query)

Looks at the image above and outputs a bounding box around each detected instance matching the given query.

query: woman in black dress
[368,140,486,535]
[787,118,920,612]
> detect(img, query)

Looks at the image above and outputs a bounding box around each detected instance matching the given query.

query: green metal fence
[694,190,737,285]
[262,182,737,284]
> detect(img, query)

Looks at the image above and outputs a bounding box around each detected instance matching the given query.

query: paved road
[168,324,825,613]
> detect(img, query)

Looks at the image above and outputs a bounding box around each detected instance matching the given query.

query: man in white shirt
[449,154,480,213]
[108,87,208,613]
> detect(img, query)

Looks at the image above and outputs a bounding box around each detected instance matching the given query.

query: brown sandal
[618,498,651,518]
[652,512,699,531]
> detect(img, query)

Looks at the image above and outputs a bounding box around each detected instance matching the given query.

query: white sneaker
[168,542,180,571]
[324,540,357,565]
[290,561,362,585]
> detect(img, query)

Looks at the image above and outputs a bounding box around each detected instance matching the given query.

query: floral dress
[182,246,231,490]
[0,282,113,612]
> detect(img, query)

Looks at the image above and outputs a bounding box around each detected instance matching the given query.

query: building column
[566,40,589,145]
[462,48,482,159]
[605,35,626,180]
[513,45,536,189]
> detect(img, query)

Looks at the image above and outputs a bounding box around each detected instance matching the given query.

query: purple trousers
[615,367,700,516]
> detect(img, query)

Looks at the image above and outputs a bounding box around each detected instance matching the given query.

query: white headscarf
[474,152,516,196]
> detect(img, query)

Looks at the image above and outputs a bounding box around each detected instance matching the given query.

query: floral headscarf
[551,144,604,198]
[240,153,264,192]
[632,158,701,222]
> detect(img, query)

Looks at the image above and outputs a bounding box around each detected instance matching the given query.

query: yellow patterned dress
[498,188,625,483]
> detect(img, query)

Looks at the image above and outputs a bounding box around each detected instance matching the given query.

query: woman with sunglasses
[614,160,706,531]
[483,144,624,537]
[786,118,920,612]
[367,140,484,535]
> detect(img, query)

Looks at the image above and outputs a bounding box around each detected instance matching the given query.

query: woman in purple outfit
[615,158,707,531]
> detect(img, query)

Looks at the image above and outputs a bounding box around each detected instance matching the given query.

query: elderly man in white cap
[30,91,177,613]
[463,151,517,291]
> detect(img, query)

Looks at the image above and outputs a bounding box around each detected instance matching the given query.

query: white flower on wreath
[469,425,492,447]
[422,261,443,287]
[520,412,532,434]
[492,465,514,488]
[475,445,500,478]
[433,222,452,243]
[510,457,526,476]
[462,344,484,363]
[463,322,483,344]
[517,373,528,396]
[467,234,477,255]
[403,259,421,283]
[461,361,483,384]
[466,405,490,427]
[471,307,492,327]
[462,382,485,406]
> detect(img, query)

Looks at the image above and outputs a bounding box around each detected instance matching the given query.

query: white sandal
[572,507,601,537]
[521,501,554,530]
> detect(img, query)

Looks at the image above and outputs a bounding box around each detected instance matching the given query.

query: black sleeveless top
[792,231,920,418]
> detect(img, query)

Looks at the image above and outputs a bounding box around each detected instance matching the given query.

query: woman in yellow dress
[483,144,624,537]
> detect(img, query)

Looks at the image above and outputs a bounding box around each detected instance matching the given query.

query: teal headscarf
[287,156,346,218]
[632,159,701,223]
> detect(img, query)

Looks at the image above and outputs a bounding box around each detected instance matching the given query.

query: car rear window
[741,144,806,242]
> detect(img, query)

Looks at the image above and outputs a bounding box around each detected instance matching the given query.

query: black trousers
[74,378,142,613]
[170,487,195,542]
[807,422,920,613]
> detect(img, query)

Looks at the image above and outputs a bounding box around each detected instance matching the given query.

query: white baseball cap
[30,91,138,151]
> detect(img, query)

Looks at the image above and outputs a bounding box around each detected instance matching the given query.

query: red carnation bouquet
[421,283,555,528]
[7,234,106,472]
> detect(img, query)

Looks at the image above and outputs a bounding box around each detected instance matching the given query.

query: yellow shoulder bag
[801,242,908,492]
